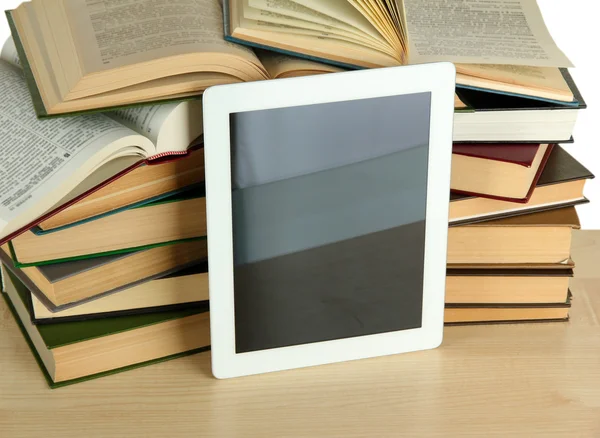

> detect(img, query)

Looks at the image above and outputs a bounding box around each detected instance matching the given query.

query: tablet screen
[229,92,432,354]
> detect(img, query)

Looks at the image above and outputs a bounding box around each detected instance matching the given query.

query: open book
[7,0,341,116]
[0,44,206,245]
[225,0,577,104]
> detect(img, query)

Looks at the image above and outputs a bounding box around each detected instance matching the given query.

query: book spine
[147,150,189,162]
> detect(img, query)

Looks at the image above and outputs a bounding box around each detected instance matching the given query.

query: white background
[0,1,598,228]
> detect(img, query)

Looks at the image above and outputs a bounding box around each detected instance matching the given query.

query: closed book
[1,268,210,388]
[25,264,209,325]
[447,207,580,267]
[0,240,207,310]
[452,70,584,142]
[444,295,572,324]
[0,47,206,247]
[445,268,572,304]
[451,143,552,202]
[8,194,207,267]
[450,145,593,225]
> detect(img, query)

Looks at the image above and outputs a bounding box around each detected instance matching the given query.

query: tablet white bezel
[203,63,455,379]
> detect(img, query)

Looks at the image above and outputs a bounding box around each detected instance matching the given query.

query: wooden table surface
[1,231,599,437]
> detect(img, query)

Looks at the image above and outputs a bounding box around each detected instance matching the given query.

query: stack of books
[445,144,592,324]
[0,40,212,386]
[0,0,592,387]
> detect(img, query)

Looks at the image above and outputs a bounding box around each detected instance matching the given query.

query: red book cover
[451,144,554,204]
[452,143,541,166]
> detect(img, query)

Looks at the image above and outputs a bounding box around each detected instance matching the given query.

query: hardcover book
[27,265,209,325]
[451,143,552,202]
[1,268,210,388]
[449,145,593,225]
[8,194,207,267]
[37,149,205,234]
[446,268,572,304]
[224,0,575,104]
[444,294,572,324]
[452,73,585,142]
[0,240,207,310]
[447,207,580,266]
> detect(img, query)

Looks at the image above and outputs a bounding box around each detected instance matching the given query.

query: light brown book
[0,240,207,309]
[9,196,207,266]
[27,267,209,324]
[444,301,570,324]
[445,269,572,304]
[447,207,580,266]
[451,144,551,202]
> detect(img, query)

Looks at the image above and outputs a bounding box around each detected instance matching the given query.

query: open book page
[239,0,395,56]
[392,0,408,45]
[456,64,573,100]
[346,0,404,58]
[108,100,204,154]
[404,0,573,67]
[372,0,402,44]
[257,51,344,78]
[289,0,383,40]
[108,105,183,147]
[245,0,393,54]
[62,0,262,74]
[251,0,373,37]
[384,0,402,32]
[0,58,151,237]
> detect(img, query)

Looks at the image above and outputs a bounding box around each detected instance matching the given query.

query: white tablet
[203,63,455,379]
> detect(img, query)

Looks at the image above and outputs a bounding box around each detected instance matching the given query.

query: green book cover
[1,269,210,388]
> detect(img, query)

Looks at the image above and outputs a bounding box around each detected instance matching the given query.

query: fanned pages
[224,0,576,103]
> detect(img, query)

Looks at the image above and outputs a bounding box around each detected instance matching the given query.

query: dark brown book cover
[448,259,575,270]
[446,268,574,277]
[445,318,569,326]
[456,69,586,112]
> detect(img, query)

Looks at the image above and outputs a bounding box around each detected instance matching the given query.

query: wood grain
[1,231,600,437]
